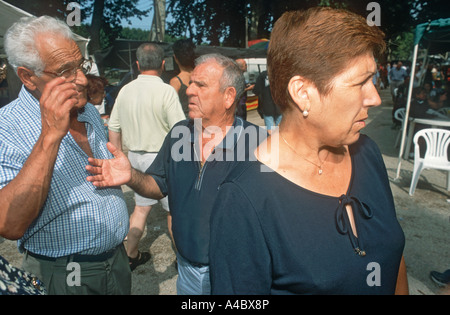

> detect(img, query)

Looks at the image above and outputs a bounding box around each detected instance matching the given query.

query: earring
[303,102,310,117]
[301,94,309,117]
[303,109,309,117]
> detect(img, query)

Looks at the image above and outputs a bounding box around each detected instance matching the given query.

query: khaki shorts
[128,151,169,211]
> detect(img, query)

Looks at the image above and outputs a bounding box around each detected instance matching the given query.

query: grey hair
[4,16,74,75]
[136,43,164,71]
[195,53,245,105]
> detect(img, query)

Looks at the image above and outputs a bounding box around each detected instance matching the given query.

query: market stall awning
[414,18,450,54]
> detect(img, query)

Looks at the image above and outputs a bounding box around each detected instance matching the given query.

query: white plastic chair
[409,128,450,196]
[394,108,406,148]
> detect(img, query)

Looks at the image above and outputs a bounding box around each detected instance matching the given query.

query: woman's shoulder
[169,76,182,91]
[351,134,387,177]
[223,160,262,184]
[219,160,269,190]
[218,159,282,204]
[350,134,381,158]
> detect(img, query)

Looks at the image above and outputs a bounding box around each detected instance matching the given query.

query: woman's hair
[4,16,74,75]
[136,43,164,71]
[195,53,245,105]
[86,74,108,103]
[173,39,196,69]
[268,7,386,112]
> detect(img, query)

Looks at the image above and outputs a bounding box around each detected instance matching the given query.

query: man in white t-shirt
[108,43,185,270]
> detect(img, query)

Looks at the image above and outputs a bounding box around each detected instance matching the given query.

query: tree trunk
[89,0,105,53]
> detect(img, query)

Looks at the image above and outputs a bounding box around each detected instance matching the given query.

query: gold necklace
[280,133,329,175]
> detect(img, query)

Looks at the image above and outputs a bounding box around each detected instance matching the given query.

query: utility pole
[149,0,166,42]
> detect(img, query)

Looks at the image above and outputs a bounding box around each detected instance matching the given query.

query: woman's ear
[288,75,309,113]
[17,67,37,91]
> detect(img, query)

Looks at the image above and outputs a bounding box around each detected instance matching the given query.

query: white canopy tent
[0,0,91,101]
[0,0,90,57]
[395,18,450,180]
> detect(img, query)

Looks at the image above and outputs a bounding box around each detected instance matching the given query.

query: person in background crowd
[379,63,388,89]
[235,58,255,120]
[86,74,110,139]
[170,39,196,118]
[254,69,282,131]
[389,61,409,125]
[392,75,410,129]
[413,63,427,88]
[209,7,408,295]
[409,87,433,119]
[432,65,445,88]
[108,43,185,271]
[372,64,380,90]
[86,74,109,115]
[0,16,131,295]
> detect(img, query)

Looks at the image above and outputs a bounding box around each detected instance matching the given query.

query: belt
[177,254,208,268]
[27,245,120,263]
[190,261,208,268]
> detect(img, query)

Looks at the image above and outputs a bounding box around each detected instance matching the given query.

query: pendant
[318,168,323,175]
[355,248,366,256]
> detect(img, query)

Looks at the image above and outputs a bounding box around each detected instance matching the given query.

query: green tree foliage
[5,0,448,55]
[167,0,448,49]
[390,32,415,61]
[81,0,149,51]
[120,27,151,41]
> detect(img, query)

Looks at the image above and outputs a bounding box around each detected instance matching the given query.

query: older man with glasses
[0,16,131,295]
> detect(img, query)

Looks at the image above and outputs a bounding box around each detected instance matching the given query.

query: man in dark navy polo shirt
[87,53,267,295]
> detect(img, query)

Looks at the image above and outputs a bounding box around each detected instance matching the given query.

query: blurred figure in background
[254,69,282,131]
[235,58,255,120]
[170,39,196,118]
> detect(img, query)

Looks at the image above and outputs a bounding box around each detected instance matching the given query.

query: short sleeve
[0,134,28,189]
[145,132,171,196]
[107,93,121,133]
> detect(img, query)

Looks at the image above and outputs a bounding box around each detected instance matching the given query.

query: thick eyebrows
[189,78,207,87]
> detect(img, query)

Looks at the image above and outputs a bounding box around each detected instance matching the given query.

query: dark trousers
[22,244,131,295]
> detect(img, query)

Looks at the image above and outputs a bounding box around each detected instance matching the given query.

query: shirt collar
[137,74,164,82]
[188,116,245,151]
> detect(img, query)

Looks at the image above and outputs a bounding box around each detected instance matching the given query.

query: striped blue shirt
[0,86,129,257]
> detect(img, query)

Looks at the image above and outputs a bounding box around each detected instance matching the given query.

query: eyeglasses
[42,59,92,80]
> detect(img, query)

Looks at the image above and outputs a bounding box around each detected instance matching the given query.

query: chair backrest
[413,128,450,161]
[394,108,406,122]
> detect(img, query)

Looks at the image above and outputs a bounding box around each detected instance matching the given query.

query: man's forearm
[128,168,165,200]
[0,133,61,240]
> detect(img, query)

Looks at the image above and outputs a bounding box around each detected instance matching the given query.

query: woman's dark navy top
[210,134,405,294]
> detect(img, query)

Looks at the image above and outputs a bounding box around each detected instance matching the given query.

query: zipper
[193,141,204,190]
[195,162,207,190]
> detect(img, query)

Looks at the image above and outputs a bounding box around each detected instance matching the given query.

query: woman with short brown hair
[210,7,408,295]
